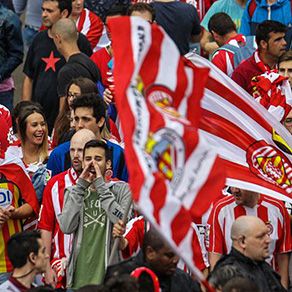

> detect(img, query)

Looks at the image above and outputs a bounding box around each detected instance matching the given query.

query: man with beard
[38,128,96,289]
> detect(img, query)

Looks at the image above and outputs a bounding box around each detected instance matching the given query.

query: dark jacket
[0,3,23,82]
[208,248,286,292]
[105,251,201,292]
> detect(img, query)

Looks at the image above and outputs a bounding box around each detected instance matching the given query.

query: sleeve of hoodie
[57,178,90,234]
[93,177,132,224]
[239,0,252,36]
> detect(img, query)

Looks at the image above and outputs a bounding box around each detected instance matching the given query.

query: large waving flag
[108,16,225,284]
[186,53,292,203]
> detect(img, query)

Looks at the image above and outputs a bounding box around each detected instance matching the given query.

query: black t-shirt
[151,1,200,55]
[23,30,92,133]
[57,53,101,97]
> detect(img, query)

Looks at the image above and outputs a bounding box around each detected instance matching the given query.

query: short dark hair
[142,228,165,255]
[105,274,138,292]
[43,0,72,16]
[106,3,128,18]
[127,3,156,22]
[255,20,287,46]
[222,277,260,292]
[279,50,292,64]
[83,139,112,162]
[71,93,106,124]
[7,230,41,268]
[208,12,236,36]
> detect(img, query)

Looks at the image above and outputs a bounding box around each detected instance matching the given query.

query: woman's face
[25,113,47,146]
[71,0,84,17]
[67,84,81,108]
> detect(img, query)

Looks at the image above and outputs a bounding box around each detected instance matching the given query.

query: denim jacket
[0,4,23,82]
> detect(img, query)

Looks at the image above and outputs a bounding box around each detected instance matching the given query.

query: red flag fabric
[186,52,292,203]
[0,153,39,215]
[109,16,225,283]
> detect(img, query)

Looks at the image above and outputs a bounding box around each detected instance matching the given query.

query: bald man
[208,216,286,291]
[38,129,96,289]
[52,18,101,112]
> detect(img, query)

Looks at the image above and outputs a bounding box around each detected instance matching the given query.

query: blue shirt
[47,140,128,181]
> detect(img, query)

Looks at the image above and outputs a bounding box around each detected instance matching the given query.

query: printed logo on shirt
[84,198,106,229]
[0,188,13,207]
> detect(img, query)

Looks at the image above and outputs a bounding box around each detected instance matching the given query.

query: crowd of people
[0,0,292,291]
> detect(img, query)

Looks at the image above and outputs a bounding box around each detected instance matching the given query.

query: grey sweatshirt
[58,177,133,287]
[13,0,42,28]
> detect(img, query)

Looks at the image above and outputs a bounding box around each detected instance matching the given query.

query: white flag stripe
[202,89,272,141]
[130,17,152,76]
[155,31,180,92]
[175,135,218,206]
[226,178,292,203]
[200,130,248,165]
[177,68,194,117]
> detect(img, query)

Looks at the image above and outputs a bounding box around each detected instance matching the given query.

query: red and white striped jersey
[38,168,78,260]
[122,216,209,271]
[76,8,103,52]
[207,194,292,261]
[211,34,247,77]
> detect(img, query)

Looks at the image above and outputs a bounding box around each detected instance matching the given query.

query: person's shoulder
[233,54,254,73]
[46,169,68,186]
[173,268,201,291]
[107,140,124,151]
[51,141,70,155]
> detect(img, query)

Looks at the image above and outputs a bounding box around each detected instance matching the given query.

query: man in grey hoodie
[58,139,132,289]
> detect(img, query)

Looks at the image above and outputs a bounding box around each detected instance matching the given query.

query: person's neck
[22,143,40,164]
[62,45,81,62]
[12,267,36,289]
[259,51,278,69]
[47,27,54,39]
[224,31,238,43]
[70,13,80,22]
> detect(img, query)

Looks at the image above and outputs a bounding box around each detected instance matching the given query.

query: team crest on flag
[247,140,292,190]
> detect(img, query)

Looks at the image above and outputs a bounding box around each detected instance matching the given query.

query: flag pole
[108,198,132,266]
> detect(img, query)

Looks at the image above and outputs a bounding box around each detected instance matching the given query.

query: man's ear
[61,9,69,18]
[28,252,36,265]
[98,117,105,128]
[259,40,268,51]
[106,159,112,170]
[145,246,156,262]
[238,235,246,249]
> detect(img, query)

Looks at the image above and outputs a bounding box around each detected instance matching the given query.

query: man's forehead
[84,147,105,155]
[75,107,94,116]
[42,0,59,9]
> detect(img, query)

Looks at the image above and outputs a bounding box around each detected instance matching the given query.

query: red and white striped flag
[108,16,225,283]
[186,52,292,203]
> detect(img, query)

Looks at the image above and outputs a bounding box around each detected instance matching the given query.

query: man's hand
[112,220,128,250]
[0,206,14,226]
[80,162,97,183]
[113,220,126,238]
[103,88,114,105]
[44,265,57,288]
